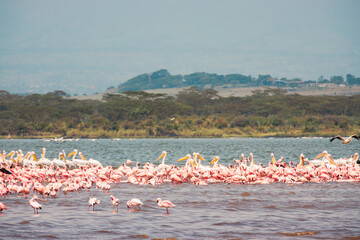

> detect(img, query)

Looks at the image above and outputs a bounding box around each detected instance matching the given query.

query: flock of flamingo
[0,135,359,215]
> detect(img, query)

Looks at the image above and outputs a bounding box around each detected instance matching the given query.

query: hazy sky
[0,0,359,94]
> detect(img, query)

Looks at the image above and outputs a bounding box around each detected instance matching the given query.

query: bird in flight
[330,134,360,144]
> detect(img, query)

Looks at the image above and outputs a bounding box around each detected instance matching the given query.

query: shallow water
[1,138,360,239]
[2,137,358,166]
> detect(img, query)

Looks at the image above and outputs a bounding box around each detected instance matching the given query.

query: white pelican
[0,152,5,163]
[21,152,36,167]
[80,152,102,167]
[88,197,100,211]
[4,151,16,164]
[177,154,193,168]
[330,134,360,144]
[28,152,40,168]
[270,153,276,165]
[352,153,359,166]
[249,153,263,169]
[127,198,143,210]
[37,148,53,167]
[156,151,169,170]
[298,153,313,167]
[250,153,256,166]
[61,151,76,168]
[68,150,88,167]
[29,195,42,214]
[324,154,338,167]
[210,156,220,168]
[157,198,175,214]
[110,195,120,211]
[310,151,329,166]
[177,152,207,169]
[193,152,206,169]
[312,151,340,166]
[327,154,355,166]
[52,153,66,168]
[18,152,30,166]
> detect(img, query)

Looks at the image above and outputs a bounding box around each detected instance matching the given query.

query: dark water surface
[1,138,360,239]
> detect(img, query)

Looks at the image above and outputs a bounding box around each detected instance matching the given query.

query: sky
[0,0,359,94]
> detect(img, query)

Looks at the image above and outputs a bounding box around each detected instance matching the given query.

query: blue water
[1,137,358,166]
[1,138,359,239]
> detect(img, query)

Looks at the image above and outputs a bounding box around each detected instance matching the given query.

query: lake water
[1,138,360,239]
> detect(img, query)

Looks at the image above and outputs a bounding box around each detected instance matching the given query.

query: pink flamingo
[0,201,7,214]
[157,198,175,214]
[127,198,143,210]
[110,195,120,211]
[29,195,42,214]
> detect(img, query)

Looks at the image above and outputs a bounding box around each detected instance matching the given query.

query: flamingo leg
[166,208,169,214]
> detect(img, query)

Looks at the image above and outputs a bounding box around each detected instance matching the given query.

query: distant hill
[67,70,360,100]
[117,69,253,92]
[117,69,360,93]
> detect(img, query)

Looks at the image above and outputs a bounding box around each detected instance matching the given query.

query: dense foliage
[117,69,360,92]
[1,88,359,138]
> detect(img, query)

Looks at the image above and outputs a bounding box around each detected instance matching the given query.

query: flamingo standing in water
[0,201,7,214]
[127,198,143,210]
[88,197,100,211]
[157,198,175,214]
[29,195,42,214]
[110,195,120,212]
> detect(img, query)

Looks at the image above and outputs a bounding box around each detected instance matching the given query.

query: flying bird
[330,134,360,144]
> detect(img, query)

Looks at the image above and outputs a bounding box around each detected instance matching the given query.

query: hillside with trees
[117,69,360,93]
[1,88,359,138]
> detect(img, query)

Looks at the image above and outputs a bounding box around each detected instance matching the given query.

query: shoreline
[0,134,334,140]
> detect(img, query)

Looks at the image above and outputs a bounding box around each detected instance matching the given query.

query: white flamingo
[29,195,42,214]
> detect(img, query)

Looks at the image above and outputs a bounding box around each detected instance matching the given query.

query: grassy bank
[1,89,359,139]
[2,116,358,139]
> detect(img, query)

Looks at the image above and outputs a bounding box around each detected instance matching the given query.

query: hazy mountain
[1,0,359,95]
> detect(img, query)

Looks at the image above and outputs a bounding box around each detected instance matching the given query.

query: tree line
[116,69,360,92]
[0,88,359,138]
